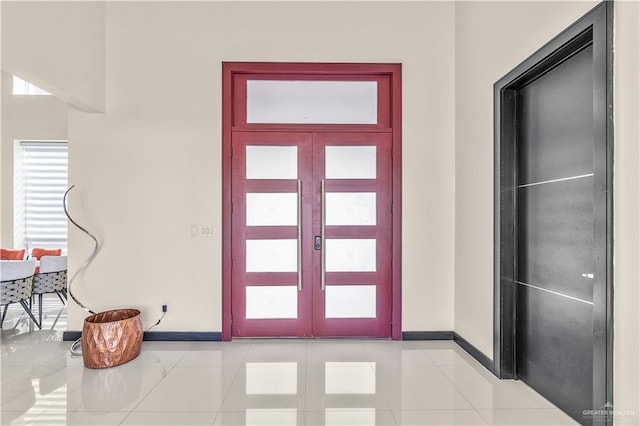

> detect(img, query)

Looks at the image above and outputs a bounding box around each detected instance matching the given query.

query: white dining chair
[1,259,39,328]
[32,255,67,327]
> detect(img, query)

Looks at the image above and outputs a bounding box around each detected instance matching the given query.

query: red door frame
[222,62,402,340]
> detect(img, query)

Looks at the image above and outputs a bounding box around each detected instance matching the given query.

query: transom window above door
[231,70,392,129]
[246,80,378,124]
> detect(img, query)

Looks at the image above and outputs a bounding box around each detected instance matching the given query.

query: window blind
[20,142,68,252]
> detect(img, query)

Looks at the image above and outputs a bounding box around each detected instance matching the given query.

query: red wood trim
[236,319,303,337]
[233,127,392,133]
[233,72,392,130]
[324,228,379,238]
[233,124,391,133]
[244,273,298,285]
[245,180,299,192]
[391,64,402,340]
[325,271,379,281]
[223,61,401,75]
[222,63,233,341]
[244,228,298,239]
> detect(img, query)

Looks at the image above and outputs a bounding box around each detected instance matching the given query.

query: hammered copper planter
[82,309,143,369]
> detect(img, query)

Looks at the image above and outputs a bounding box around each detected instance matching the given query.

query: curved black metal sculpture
[63,185,97,315]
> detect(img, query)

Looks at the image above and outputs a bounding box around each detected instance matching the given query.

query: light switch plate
[191,225,217,236]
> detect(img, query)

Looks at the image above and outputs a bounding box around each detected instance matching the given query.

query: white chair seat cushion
[1,259,36,281]
[39,256,67,274]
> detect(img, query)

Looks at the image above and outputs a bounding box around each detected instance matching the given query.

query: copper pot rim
[84,308,141,324]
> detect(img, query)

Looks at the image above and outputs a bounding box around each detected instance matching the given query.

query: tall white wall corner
[1,1,106,113]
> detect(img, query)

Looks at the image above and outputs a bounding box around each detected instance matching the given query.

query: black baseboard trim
[402,331,454,341]
[63,331,222,342]
[401,330,494,375]
[453,332,495,374]
[62,328,491,372]
[144,332,222,341]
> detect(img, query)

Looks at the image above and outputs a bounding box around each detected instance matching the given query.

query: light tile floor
[1,302,578,425]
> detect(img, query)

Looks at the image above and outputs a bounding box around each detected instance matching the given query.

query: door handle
[321,179,326,291]
[314,236,322,250]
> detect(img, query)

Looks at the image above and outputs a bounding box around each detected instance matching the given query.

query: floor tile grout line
[117,349,188,424]
[117,343,248,424]
[428,354,565,416]
[434,373,491,425]
[430,353,484,416]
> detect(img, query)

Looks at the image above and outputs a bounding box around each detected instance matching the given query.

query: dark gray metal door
[515,44,595,422]
[494,3,613,425]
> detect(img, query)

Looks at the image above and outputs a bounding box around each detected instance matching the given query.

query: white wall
[454,0,640,421]
[0,71,68,248]
[64,2,457,333]
[1,1,105,112]
[612,1,640,422]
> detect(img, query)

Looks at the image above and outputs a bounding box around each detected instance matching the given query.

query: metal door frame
[222,62,402,341]
[494,1,613,423]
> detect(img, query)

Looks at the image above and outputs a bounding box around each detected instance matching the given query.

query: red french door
[231,132,313,337]
[231,131,392,337]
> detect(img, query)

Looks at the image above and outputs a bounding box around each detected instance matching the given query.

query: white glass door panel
[246,146,298,179]
[326,192,376,226]
[246,193,298,226]
[246,239,297,272]
[325,285,376,318]
[325,239,377,272]
[246,286,298,319]
[325,146,376,179]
